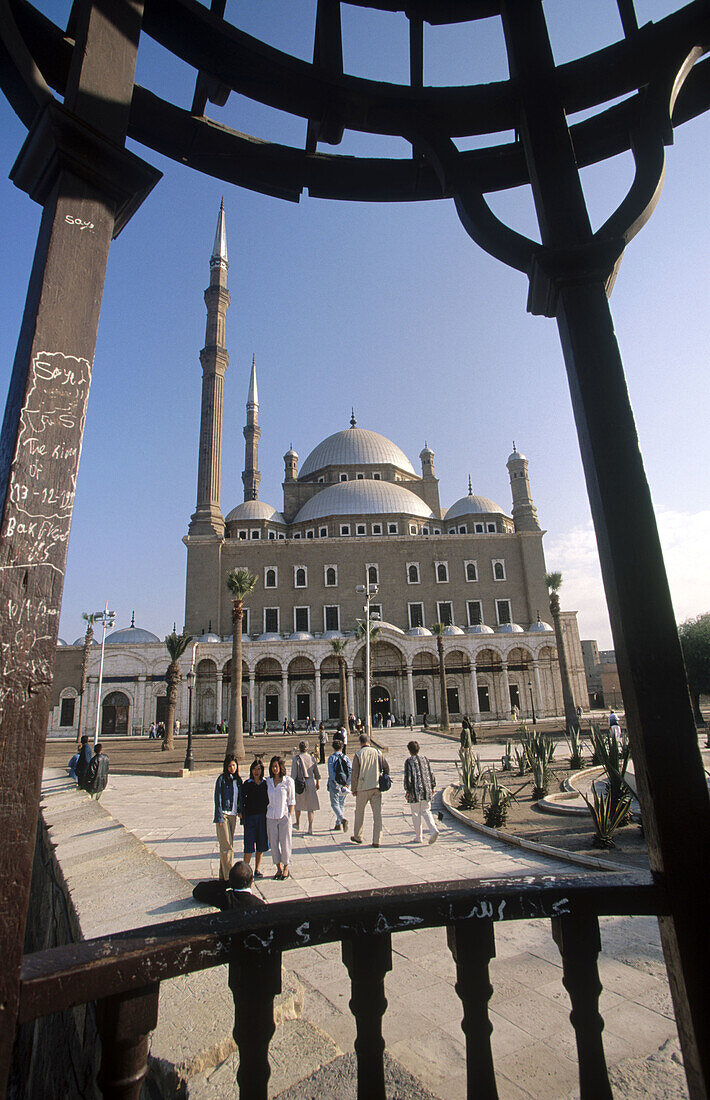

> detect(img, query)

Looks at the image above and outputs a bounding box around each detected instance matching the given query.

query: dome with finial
[107,611,160,645]
[508,441,527,463]
[420,441,434,459]
[445,480,509,521]
[299,421,415,479]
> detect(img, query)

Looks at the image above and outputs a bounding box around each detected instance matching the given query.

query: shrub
[481,768,516,828]
[565,724,586,770]
[457,738,481,810]
[584,783,633,848]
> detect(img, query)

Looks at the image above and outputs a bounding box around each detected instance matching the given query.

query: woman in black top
[241,759,270,879]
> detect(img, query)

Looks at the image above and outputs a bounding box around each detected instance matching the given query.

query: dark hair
[228,860,253,891]
[298,740,308,752]
[94,743,103,754]
[80,735,89,744]
[223,754,239,776]
[332,738,343,751]
[249,759,264,780]
[407,741,420,755]
[269,755,286,779]
[359,733,369,745]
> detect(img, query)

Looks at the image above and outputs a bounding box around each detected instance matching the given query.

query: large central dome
[299,426,415,479]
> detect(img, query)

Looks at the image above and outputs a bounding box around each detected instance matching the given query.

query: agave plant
[566,724,586,770]
[481,768,516,828]
[531,757,549,801]
[584,783,633,848]
[501,740,513,771]
[589,724,632,825]
[514,746,528,776]
[457,736,481,810]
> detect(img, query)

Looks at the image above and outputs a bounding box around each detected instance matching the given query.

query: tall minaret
[242,355,261,501]
[189,201,230,536]
[507,443,540,532]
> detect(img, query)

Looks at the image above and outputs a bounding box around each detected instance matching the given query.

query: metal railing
[18,869,665,1100]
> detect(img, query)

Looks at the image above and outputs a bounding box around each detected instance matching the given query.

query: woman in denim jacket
[214,754,243,880]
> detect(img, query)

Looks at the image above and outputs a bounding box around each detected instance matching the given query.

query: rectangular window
[265,694,279,721]
[319,526,328,538]
[409,524,417,534]
[268,531,276,539]
[294,607,310,632]
[433,528,441,535]
[478,684,491,712]
[306,529,314,539]
[370,604,382,622]
[409,602,424,628]
[415,688,429,716]
[388,522,398,534]
[373,472,381,480]
[325,605,340,631]
[458,525,467,534]
[356,472,364,479]
[366,563,379,584]
[296,693,311,720]
[242,610,250,634]
[487,523,497,533]
[340,473,348,482]
[372,523,382,535]
[447,686,460,713]
[356,524,366,535]
[60,697,75,726]
[474,523,484,533]
[238,530,247,539]
[264,607,279,633]
[328,692,341,719]
[340,524,350,536]
[496,599,512,625]
[250,529,260,540]
[509,684,521,711]
[278,533,286,540]
[437,601,453,626]
[422,526,429,535]
[467,600,483,626]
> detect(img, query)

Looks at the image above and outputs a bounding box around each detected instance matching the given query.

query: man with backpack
[327,737,351,832]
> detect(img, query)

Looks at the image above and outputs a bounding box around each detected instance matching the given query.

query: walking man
[318,722,327,764]
[404,741,439,844]
[84,743,110,800]
[350,734,389,848]
[327,738,351,832]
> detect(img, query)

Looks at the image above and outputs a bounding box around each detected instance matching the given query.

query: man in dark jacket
[84,743,110,800]
[192,860,265,911]
[75,735,93,787]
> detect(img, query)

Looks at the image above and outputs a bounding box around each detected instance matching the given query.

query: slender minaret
[242,355,261,501]
[507,443,540,531]
[189,200,230,536]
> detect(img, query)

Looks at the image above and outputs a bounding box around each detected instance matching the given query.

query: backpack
[333,754,349,787]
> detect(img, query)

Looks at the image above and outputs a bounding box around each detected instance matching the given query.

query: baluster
[229,939,282,1100]
[447,920,498,1100]
[342,931,392,1100]
[95,982,160,1100]
[551,912,612,1100]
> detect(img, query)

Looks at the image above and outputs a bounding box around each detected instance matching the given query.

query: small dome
[289,631,313,640]
[284,447,298,459]
[294,480,435,523]
[374,621,405,635]
[258,632,281,642]
[225,500,285,524]
[107,625,161,645]
[466,624,495,635]
[419,444,434,458]
[443,624,465,635]
[57,638,69,646]
[199,632,222,643]
[322,630,343,640]
[496,622,525,634]
[300,426,415,478]
[528,620,553,633]
[73,637,98,646]
[507,446,527,464]
[408,626,432,636]
[446,494,509,521]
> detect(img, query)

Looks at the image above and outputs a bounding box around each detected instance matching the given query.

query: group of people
[68,735,110,799]
[208,734,441,888]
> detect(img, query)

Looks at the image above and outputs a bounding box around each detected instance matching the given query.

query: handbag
[294,756,306,795]
[378,753,392,792]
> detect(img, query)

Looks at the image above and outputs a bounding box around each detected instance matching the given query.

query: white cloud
[545,508,710,649]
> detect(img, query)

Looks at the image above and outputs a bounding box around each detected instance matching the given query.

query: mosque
[48,207,586,737]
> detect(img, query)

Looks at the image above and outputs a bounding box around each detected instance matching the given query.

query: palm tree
[76,611,98,745]
[163,630,193,750]
[546,572,579,733]
[226,568,258,759]
[432,622,450,731]
[330,637,349,726]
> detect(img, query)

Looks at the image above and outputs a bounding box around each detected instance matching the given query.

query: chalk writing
[64,214,95,231]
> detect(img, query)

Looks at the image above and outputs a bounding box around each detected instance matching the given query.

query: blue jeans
[329,785,347,824]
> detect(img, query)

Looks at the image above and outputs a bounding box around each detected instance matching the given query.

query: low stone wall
[12,771,304,1098]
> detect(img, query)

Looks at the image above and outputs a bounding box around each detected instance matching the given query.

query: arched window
[325,566,337,586]
[493,560,505,581]
[436,562,449,583]
[408,563,420,584]
[466,562,477,582]
[265,568,277,588]
[295,567,307,587]
[368,565,378,585]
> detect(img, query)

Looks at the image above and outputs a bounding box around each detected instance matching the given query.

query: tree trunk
[227,602,245,760]
[164,665,179,750]
[437,638,450,731]
[339,657,348,726]
[690,689,703,726]
[549,592,579,733]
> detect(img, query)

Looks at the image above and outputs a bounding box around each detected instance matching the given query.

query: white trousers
[267,815,293,866]
[410,800,438,841]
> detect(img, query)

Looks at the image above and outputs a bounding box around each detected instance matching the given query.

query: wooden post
[342,931,392,1100]
[0,1,159,1089]
[500,3,710,1095]
[228,939,282,1100]
[96,983,160,1100]
[446,920,498,1100]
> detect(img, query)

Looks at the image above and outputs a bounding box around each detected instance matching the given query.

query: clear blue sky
[1,2,708,648]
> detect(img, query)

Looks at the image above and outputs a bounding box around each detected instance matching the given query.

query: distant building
[49,207,587,736]
[581,640,622,709]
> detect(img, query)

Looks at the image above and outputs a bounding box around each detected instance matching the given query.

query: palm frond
[226,567,258,600]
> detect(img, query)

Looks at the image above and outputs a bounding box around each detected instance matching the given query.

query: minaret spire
[242,355,261,501]
[188,202,230,536]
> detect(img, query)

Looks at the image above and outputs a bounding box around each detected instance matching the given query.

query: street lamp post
[184,668,196,771]
[528,680,537,726]
[356,578,379,739]
[93,603,116,744]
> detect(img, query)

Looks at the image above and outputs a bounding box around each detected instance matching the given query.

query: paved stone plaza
[85,728,687,1099]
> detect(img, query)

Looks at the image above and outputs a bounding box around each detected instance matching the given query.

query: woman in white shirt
[266,754,296,879]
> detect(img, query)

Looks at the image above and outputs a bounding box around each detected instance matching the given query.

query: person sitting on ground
[192,859,265,910]
[327,738,351,832]
[84,743,110,800]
